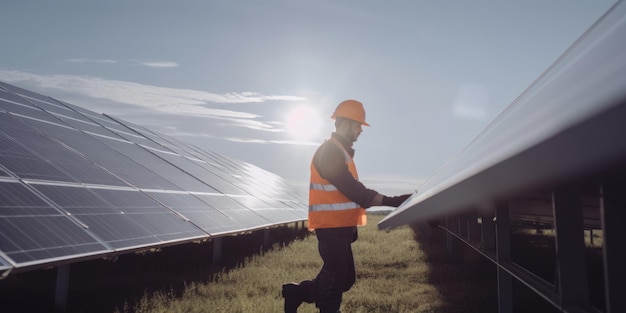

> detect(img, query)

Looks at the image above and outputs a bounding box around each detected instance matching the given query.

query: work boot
[282,283,303,313]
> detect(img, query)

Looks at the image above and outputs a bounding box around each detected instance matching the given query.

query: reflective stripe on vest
[308,137,366,230]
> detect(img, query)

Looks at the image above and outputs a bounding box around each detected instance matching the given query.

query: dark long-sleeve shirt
[311,132,379,208]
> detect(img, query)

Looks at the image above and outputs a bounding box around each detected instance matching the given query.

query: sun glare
[285,105,322,141]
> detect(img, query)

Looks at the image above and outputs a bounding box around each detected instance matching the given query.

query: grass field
[111,214,498,313]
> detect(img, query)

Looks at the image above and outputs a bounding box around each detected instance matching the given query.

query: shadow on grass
[0,224,310,313]
[412,223,605,313]
[411,223,499,313]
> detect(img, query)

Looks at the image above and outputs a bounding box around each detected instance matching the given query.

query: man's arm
[313,142,412,208]
[313,142,380,208]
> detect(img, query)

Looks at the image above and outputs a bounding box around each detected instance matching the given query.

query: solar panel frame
[0,254,11,272]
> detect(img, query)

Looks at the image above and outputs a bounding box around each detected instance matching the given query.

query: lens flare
[285,105,321,141]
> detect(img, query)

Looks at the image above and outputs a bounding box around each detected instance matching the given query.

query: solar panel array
[0,81,307,275]
[379,0,626,230]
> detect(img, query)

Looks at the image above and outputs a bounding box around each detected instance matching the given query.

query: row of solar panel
[0,81,307,272]
[379,0,626,230]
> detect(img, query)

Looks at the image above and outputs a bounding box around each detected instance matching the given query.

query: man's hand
[382,194,411,207]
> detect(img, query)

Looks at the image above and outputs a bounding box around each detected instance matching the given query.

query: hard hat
[331,100,370,126]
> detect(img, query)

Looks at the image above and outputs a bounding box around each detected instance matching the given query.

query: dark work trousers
[299,226,357,312]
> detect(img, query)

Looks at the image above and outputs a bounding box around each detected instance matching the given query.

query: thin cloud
[222,137,320,146]
[64,58,117,64]
[141,61,179,68]
[0,69,304,108]
[216,118,283,132]
[0,70,308,143]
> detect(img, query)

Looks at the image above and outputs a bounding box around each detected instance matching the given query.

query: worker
[281,99,411,313]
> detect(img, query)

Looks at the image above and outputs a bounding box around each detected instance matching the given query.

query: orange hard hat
[331,99,370,126]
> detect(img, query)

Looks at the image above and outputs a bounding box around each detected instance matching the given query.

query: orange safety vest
[308,138,367,230]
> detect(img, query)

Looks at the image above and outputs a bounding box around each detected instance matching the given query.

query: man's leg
[282,279,315,313]
[343,246,356,292]
[315,228,353,313]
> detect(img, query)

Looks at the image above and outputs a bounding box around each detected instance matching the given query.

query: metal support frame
[481,210,496,251]
[495,202,512,313]
[445,215,460,260]
[263,229,271,249]
[54,264,70,312]
[212,237,223,263]
[467,209,481,244]
[601,181,626,313]
[459,213,468,241]
[552,187,590,311]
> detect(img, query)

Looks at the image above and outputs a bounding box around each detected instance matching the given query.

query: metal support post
[445,215,460,260]
[263,229,271,249]
[601,182,626,313]
[481,209,496,252]
[54,264,70,312]
[467,209,480,244]
[495,202,512,313]
[212,237,223,263]
[552,187,590,310]
[459,213,468,240]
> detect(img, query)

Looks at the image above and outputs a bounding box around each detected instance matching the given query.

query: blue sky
[0,1,614,196]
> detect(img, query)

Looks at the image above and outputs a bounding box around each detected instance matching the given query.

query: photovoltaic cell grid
[0,179,109,266]
[0,81,307,273]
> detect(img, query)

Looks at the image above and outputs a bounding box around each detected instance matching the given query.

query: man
[281,99,411,313]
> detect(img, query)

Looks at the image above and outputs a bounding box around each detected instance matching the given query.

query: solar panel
[2,116,126,186]
[0,180,109,266]
[193,194,274,229]
[0,113,78,182]
[146,191,246,235]
[101,138,220,192]
[172,138,307,203]
[238,195,305,223]
[0,254,10,272]
[88,188,207,242]
[28,183,209,249]
[0,79,308,278]
[149,149,247,195]
[105,117,175,151]
[22,116,183,190]
[0,88,54,122]
[379,1,626,230]
[129,127,281,198]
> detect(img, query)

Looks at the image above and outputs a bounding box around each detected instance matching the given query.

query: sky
[0,1,615,197]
